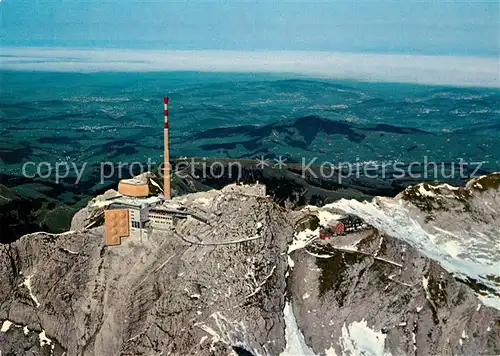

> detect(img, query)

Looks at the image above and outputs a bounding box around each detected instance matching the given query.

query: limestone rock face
[70,189,120,231]
[329,172,500,308]
[1,188,292,356]
[288,232,500,356]
[1,175,500,356]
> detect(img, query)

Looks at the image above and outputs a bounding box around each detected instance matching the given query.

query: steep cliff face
[288,231,500,356]
[1,175,499,356]
[327,173,500,309]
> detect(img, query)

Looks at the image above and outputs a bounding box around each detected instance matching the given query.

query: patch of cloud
[1,47,499,87]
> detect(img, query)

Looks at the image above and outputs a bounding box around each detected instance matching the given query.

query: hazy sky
[2,0,499,56]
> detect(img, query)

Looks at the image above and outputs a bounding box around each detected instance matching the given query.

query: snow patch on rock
[338,319,392,356]
[281,302,317,356]
[19,274,41,308]
[39,329,54,349]
[1,320,13,332]
[418,185,436,197]
[287,229,318,269]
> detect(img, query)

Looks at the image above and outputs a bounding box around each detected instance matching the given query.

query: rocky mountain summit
[329,173,500,309]
[1,175,499,355]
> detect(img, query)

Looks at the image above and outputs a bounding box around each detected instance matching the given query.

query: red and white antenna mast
[163,96,171,199]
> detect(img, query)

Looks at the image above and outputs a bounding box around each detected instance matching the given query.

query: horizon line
[1,47,499,88]
[3,45,499,57]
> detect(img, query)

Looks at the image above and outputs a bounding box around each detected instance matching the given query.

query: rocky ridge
[1,175,499,355]
[328,173,500,309]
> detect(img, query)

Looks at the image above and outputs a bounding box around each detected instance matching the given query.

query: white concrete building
[149,209,174,230]
[110,196,164,237]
